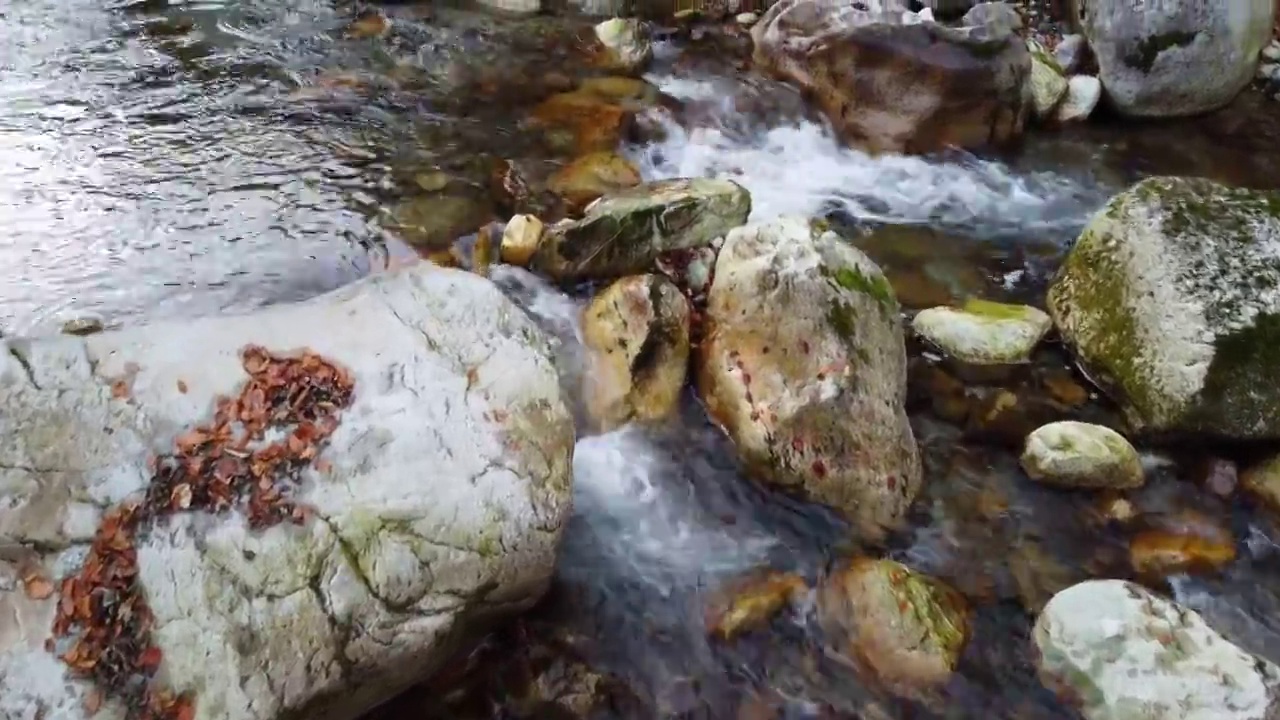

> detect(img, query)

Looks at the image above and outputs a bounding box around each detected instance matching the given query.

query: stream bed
[8,1,1280,719]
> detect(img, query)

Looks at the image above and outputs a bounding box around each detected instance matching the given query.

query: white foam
[630,72,1105,237]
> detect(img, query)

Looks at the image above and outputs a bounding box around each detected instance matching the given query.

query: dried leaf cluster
[49,345,355,719]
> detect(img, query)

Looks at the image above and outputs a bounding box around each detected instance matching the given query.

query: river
[7,1,1280,719]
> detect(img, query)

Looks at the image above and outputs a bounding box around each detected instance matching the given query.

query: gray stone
[1034,579,1280,720]
[1047,177,1280,439]
[1074,0,1274,117]
[0,263,574,720]
[1021,421,1144,490]
[1055,75,1101,123]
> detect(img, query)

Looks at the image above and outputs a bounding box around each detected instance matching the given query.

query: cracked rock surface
[0,263,575,720]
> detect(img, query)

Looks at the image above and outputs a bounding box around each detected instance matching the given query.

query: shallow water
[8,2,1280,719]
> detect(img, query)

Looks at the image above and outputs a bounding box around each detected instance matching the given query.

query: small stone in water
[1129,529,1236,578]
[61,314,105,336]
[704,571,807,641]
[500,214,544,267]
[1021,421,1144,490]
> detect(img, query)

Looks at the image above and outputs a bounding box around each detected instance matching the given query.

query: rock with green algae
[1021,420,1144,490]
[1034,579,1280,720]
[1026,39,1068,120]
[697,216,921,540]
[1047,176,1280,440]
[817,558,970,693]
[532,177,751,282]
[0,262,574,720]
[911,298,1051,364]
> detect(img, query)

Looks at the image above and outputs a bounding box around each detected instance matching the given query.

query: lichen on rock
[1047,176,1280,439]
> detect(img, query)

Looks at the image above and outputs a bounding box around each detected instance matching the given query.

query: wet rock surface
[1021,421,1144,490]
[0,264,574,720]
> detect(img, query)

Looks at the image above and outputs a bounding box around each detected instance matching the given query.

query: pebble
[1264,41,1280,62]
[735,12,759,26]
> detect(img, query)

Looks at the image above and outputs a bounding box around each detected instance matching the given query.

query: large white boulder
[0,263,574,720]
[1074,0,1274,117]
[1047,176,1280,439]
[1034,579,1280,720]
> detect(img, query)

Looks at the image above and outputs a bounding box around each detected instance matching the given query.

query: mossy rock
[912,299,1051,365]
[697,216,921,540]
[532,177,750,281]
[1047,176,1280,440]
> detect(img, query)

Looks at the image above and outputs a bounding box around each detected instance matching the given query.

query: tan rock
[500,215,545,267]
[547,152,643,213]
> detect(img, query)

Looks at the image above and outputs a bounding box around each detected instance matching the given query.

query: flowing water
[9,1,1280,718]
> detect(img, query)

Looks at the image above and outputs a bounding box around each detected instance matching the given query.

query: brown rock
[1041,369,1090,407]
[704,570,808,640]
[1242,453,1280,513]
[751,0,1030,154]
[529,90,634,155]
[1130,511,1237,578]
[547,152,643,214]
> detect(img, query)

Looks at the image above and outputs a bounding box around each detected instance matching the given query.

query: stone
[528,91,632,156]
[593,18,653,75]
[911,299,1051,365]
[1129,522,1237,578]
[1020,421,1144,490]
[475,0,541,11]
[1027,40,1069,120]
[750,0,1031,154]
[1033,580,1280,720]
[390,193,494,252]
[1046,177,1280,439]
[0,263,574,720]
[818,558,970,693]
[1053,33,1086,73]
[964,388,1061,448]
[60,314,106,337]
[344,9,390,40]
[1074,0,1274,117]
[704,570,808,640]
[1266,40,1280,61]
[532,178,750,282]
[1241,453,1280,513]
[736,11,760,26]
[581,274,691,432]
[1055,75,1101,123]
[500,214,545,267]
[546,152,643,214]
[697,216,921,539]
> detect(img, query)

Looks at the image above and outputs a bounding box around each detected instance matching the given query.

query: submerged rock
[911,299,1051,365]
[532,178,750,281]
[1034,579,1280,720]
[0,263,574,720]
[391,193,494,252]
[581,274,691,432]
[698,216,921,539]
[1074,0,1274,117]
[818,558,970,693]
[528,90,633,156]
[751,0,1030,154]
[546,151,642,214]
[1241,453,1280,513]
[1021,421,1144,490]
[1047,177,1280,439]
[704,570,808,641]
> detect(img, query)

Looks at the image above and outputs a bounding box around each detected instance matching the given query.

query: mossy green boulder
[697,216,921,540]
[531,178,751,281]
[1047,176,1280,439]
[817,558,970,693]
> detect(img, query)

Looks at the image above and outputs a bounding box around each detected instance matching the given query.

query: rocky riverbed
[6,1,1280,720]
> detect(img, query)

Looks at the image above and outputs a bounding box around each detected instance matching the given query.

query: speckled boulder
[532,178,751,282]
[818,558,970,693]
[1048,177,1280,439]
[0,264,574,720]
[698,216,921,539]
[1034,579,1280,720]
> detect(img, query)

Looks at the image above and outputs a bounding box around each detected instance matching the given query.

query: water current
[8,0,1280,718]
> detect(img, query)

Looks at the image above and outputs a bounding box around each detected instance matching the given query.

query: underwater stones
[1047,177,1280,440]
[1034,579,1280,720]
[704,570,808,640]
[581,274,691,432]
[697,216,921,539]
[390,193,494,252]
[546,151,643,214]
[1020,421,1144,490]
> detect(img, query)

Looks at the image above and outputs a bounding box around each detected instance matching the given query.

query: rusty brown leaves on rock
[50,345,355,720]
